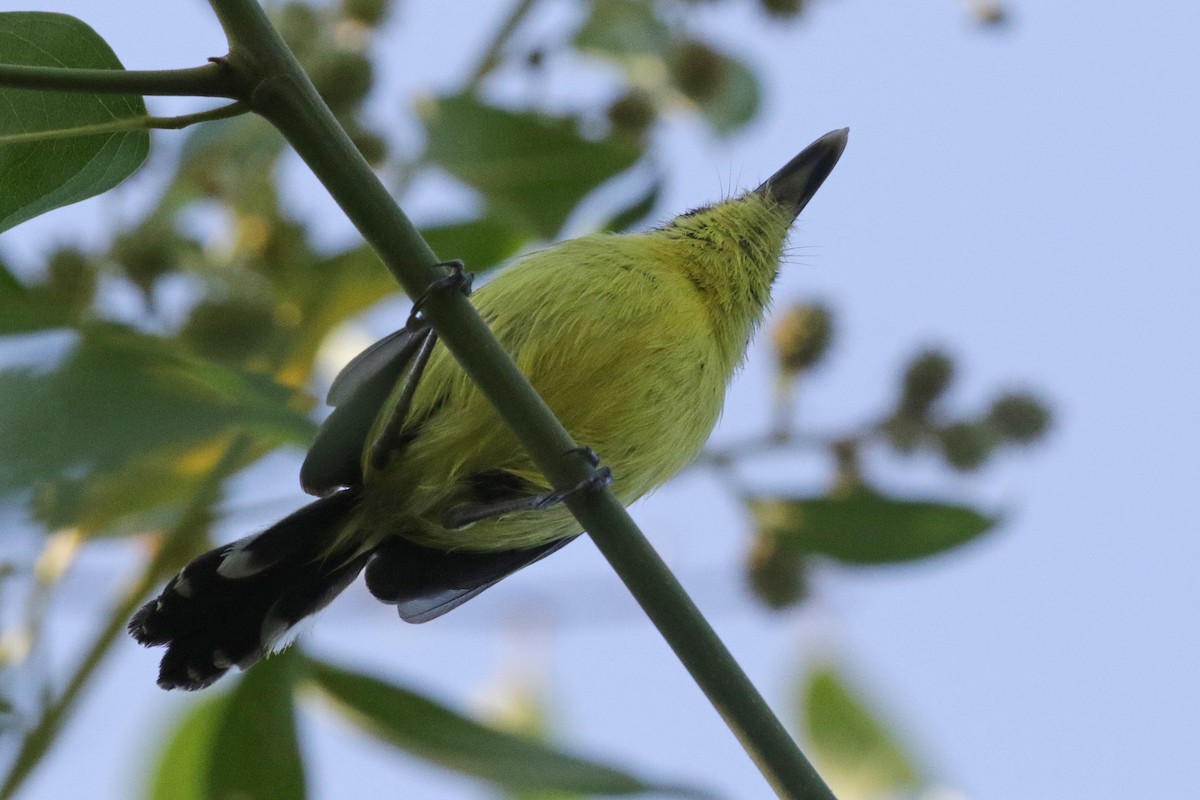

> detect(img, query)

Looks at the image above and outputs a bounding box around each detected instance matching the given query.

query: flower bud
[275,2,321,53]
[772,303,833,375]
[45,247,96,314]
[340,0,391,27]
[970,0,1009,26]
[899,350,954,418]
[987,393,1050,443]
[670,41,726,103]
[607,90,657,137]
[310,50,374,114]
[759,0,805,20]
[938,422,996,471]
[110,227,179,297]
[349,127,388,166]
[747,533,808,609]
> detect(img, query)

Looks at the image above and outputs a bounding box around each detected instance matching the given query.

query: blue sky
[4,0,1199,798]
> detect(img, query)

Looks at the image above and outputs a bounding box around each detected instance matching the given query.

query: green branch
[0,101,250,145]
[463,0,539,91]
[0,61,241,97]
[203,0,837,796]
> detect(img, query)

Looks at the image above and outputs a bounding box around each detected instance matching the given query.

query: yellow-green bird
[129,129,848,690]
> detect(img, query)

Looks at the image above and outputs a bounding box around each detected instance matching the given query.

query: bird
[128,128,849,690]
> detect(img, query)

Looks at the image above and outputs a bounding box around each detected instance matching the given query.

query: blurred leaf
[32,439,246,538]
[575,0,671,60]
[0,13,149,232]
[0,323,315,498]
[147,651,306,800]
[599,177,662,233]
[0,264,75,334]
[171,114,284,209]
[306,658,709,797]
[181,294,280,366]
[420,216,532,274]
[671,47,760,137]
[802,664,922,799]
[421,94,644,238]
[749,488,997,564]
[483,678,582,800]
[275,243,403,384]
[147,693,226,800]
[109,218,200,298]
[209,650,307,800]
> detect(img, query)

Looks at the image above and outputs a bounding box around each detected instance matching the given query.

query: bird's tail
[128,490,364,690]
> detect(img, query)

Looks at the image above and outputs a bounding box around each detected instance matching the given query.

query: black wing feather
[364,535,579,623]
[327,327,424,407]
[301,325,432,495]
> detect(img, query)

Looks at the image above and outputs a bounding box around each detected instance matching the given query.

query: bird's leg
[406,259,474,327]
[442,449,614,529]
[367,261,474,471]
[368,330,437,470]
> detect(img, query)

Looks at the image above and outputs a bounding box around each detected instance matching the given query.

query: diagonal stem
[203,0,838,796]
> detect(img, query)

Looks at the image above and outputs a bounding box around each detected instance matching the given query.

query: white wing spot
[216,534,270,579]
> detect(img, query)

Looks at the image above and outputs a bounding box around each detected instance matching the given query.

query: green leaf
[306,658,709,797]
[0,264,75,334]
[575,0,672,60]
[209,650,307,800]
[0,323,315,500]
[748,488,997,564]
[802,664,922,799]
[146,652,306,800]
[147,694,226,800]
[668,46,760,137]
[421,94,644,239]
[32,443,229,538]
[277,243,403,376]
[694,54,760,136]
[172,114,284,208]
[599,177,662,233]
[0,13,149,232]
[420,216,532,275]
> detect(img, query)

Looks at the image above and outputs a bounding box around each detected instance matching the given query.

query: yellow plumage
[130,130,846,689]
[362,194,793,551]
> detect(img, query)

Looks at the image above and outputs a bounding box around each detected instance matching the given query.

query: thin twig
[0,100,250,145]
[0,437,257,800]
[463,0,539,91]
[0,61,241,98]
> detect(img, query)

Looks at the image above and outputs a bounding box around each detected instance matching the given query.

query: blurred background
[1,0,1197,798]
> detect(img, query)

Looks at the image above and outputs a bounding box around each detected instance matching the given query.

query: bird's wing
[326,327,427,406]
[301,325,433,496]
[363,534,580,623]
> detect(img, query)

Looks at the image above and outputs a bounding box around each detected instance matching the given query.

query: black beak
[754,128,849,219]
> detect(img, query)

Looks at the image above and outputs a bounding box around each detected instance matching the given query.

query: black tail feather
[129,491,362,690]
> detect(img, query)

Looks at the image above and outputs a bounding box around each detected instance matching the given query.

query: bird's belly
[364,265,729,552]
